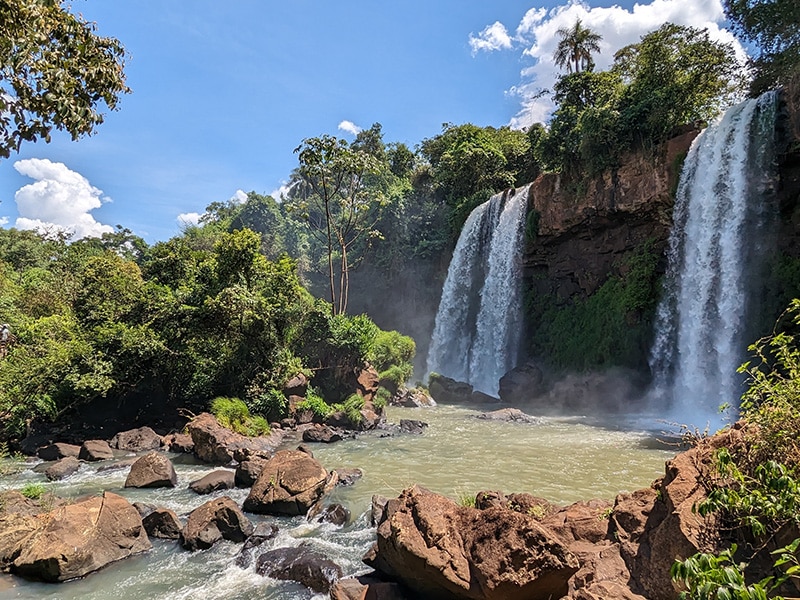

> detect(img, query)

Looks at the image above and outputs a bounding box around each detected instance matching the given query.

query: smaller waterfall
[427,185,530,395]
[648,91,778,426]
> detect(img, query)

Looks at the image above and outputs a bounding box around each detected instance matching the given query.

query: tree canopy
[554,19,603,74]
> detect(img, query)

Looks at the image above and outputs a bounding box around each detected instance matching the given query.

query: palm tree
[554,19,603,73]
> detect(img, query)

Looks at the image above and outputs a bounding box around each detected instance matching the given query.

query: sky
[0,0,745,243]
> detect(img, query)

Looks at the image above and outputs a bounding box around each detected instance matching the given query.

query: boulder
[44,456,81,481]
[186,412,283,465]
[370,494,389,527]
[124,452,177,488]
[235,456,269,488]
[334,467,363,486]
[110,426,163,452]
[399,419,428,435]
[162,432,194,453]
[36,443,80,461]
[315,503,350,526]
[11,491,151,582]
[302,423,343,444]
[391,387,436,408]
[189,470,235,494]
[428,374,474,404]
[243,450,332,516]
[330,575,411,600]
[498,362,544,404]
[235,522,280,568]
[78,439,114,461]
[365,485,579,600]
[359,400,384,430]
[142,508,183,539]
[356,365,380,402]
[0,512,40,569]
[255,545,343,593]
[180,496,254,551]
[471,391,501,404]
[284,372,309,397]
[96,457,137,473]
[477,408,542,424]
[542,499,613,545]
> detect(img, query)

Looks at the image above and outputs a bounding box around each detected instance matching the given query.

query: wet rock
[498,362,545,405]
[296,444,314,457]
[189,470,235,494]
[186,412,283,465]
[180,496,254,551]
[243,450,332,516]
[78,439,114,461]
[370,494,389,527]
[162,432,194,453]
[334,467,363,486]
[235,522,279,568]
[302,423,343,443]
[315,503,350,526]
[132,502,157,518]
[477,408,541,424]
[365,485,579,600]
[255,545,343,593]
[142,508,183,539]
[110,426,162,452]
[428,373,474,404]
[10,491,151,582]
[124,452,178,488]
[330,575,411,600]
[96,457,137,473]
[44,456,80,481]
[235,456,269,488]
[390,386,435,408]
[359,401,384,430]
[471,391,501,404]
[399,419,428,435]
[36,443,80,461]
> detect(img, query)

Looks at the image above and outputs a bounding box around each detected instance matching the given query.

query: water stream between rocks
[0,404,676,600]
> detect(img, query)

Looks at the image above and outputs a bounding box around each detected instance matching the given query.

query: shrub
[210,396,270,437]
[332,393,364,425]
[296,389,333,419]
[379,364,411,392]
[20,482,46,500]
[374,386,391,409]
[369,329,415,372]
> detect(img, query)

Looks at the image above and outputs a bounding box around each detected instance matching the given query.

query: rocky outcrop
[110,426,163,452]
[10,491,151,582]
[189,470,235,494]
[243,450,333,516]
[255,546,343,593]
[186,412,283,465]
[180,496,253,551]
[124,452,178,488]
[365,485,579,600]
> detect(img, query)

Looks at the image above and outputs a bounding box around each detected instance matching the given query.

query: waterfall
[648,91,778,426]
[427,185,530,395]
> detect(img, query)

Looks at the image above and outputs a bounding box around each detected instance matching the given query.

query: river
[0,404,676,600]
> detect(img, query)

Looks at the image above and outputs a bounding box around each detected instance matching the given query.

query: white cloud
[269,181,296,202]
[472,0,746,129]
[338,120,362,136]
[177,212,202,226]
[469,21,513,55]
[12,158,113,239]
[0,217,8,226]
[230,189,248,204]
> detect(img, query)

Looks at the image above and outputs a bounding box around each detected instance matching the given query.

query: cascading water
[427,184,530,395]
[648,91,778,427]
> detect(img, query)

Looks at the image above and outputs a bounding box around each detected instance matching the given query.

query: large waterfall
[649,92,778,426]
[427,185,530,395]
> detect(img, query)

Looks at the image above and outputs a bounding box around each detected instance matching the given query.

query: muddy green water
[0,404,676,600]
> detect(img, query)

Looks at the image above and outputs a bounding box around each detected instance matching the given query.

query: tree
[289,135,384,315]
[723,0,800,93]
[0,0,130,158]
[554,19,603,74]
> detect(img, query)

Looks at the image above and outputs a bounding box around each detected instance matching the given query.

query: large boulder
[391,386,436,408]
[330,575,411,600]
[255,546,343,593]
[142,508,183,539]
[110,426,163,452]
[235,456,269,488]
[428,374,474,404]
[189,470,235,494]
[186,413,283,465]
[302,423,343,443]
[124,452,178,488]
[44,456,81,481]
[180,496,254,551]
[10,491,151,582]
[365,485,579,600]
[36,442,80,461]
[243,450,332,516]
[162,432,194,453]
[498,362,544,404]
[78,439,114,461]
[283,372,309,397]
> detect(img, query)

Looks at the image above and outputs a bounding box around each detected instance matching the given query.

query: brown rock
[330,575,411,600]
[255,546,343,593]
[284,372,309,397]
[315,503,350,526]
[36,442,80,461]
[366,485,579,600]
[189,470,235,494]
[0,512,40,569]
[124,452,178,488]
[498,362,545,404]
[356,365,380,402]
[399,419,428,434]
[428,373,474,404]
[110,426,163,452]
[234,522,280,568]
[78,439,114,461]
[543,499,613,545]
[180,496,253,551]
[303,423,343,443]
[334,467,363,486]
[162,432,194,453]
[11,491,151,582]
[390,387,435,408]
[186,412,283,465]
[44,456,81,481]
[235,456,269,488]
[243,450,332,516]
[142,508,183,539]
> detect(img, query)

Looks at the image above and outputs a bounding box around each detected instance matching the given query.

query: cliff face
[522,129,699,301]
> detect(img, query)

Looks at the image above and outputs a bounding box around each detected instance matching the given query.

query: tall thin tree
[554,18,603,73]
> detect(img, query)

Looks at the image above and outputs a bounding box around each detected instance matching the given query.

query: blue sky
[0,0,743,243]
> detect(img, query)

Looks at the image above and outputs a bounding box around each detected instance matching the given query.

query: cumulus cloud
[469,21,513,55]
[230,189,248,204]
[12,158,113,239]
[177,212,202,227]
[338,120,362,136]
[471,0,746,128]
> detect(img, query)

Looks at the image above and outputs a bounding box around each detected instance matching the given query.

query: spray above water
[427,185,530,395]
[648,91,778,428]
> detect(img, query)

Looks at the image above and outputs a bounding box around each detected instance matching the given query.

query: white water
[648,92,778,428]
[427,185,530,394]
